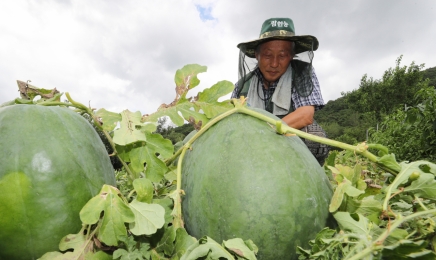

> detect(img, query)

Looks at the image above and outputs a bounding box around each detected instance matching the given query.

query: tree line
[316,55,436,162]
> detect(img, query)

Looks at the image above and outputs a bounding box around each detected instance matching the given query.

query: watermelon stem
[236,104,400,176]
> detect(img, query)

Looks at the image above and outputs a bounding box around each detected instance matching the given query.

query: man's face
[255,40,293,83]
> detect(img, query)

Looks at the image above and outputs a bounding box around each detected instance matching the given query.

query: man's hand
[281,105,315,129]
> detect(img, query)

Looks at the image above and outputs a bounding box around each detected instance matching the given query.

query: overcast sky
[1,0,435,114]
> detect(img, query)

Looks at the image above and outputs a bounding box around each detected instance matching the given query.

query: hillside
[424,66,436,87]
[315,63,436,144]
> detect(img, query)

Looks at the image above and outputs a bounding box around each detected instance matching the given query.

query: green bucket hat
[237,18,319,58]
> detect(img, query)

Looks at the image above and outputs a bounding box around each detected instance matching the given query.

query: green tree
[345,56,426,121]
[370,86,436,162]
[155,117,194,144]
[321,122,343,139]
[423,66,436,87]
[317,105,377,142]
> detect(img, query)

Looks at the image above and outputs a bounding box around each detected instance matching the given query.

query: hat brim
[237,35,319,58]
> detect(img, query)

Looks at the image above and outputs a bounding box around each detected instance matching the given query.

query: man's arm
[281,105,315,129]
[286,66,323,129]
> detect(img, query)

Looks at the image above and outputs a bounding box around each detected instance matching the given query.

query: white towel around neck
[246,65,293,116]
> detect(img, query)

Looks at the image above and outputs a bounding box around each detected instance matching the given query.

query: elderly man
[232,17,329,164]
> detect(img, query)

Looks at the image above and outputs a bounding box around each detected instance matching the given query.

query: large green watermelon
[0,104,116,260]
[182,110,334,259]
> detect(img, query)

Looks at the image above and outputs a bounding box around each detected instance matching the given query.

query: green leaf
[195,101,233,119]
[336,165,354,182]
[347,196,382,217]
[356,179,367,191]
[155,226,177,256]
[119,132,173,182]
[180,236,235,260]
[325,152,337,167]
[146,102,210,127]
[296,247,312,258]
[129,199,165,236]
[80,185,135,246]
[382,239,436,259]
[172,228,197,260]
[150,250,166,260]
[165,166,178,183]
[113,236,147,260]
[119,235,136,250]
[174,64,208,101]
[194,100,233,120]
[197,81,234,103]
[391,200,413,210]
[86,251,113,260]
[377,154,402,173]
[333,212,369,236]
[296,228,342,259]
[384,161,436,210]
[313,227,337,246]
[144,132,174,159]
[133,178,154,203]
[113,110,147,145]
[419,163,436,175]
[352,163,362,185]
[127,141,171,183]
[371,225,408,246]
[329,179,348,212]
[194,80,234,118]
[223,238,257,260]
[327,165,340,177]
[95,108,122,132]
[329,179,363,212]
[139,243,152,260]
[142,122,158,133]
[39,227,113,260]
[404,173,436,198]
[58,227,88,252]
[153,197,174,224]
[39,252,64,260]
[177,102,210,126]
[344,183,365,197]
[146,106,185,126]
[113,236,151,259]
[113,248,144,260]
[41,250,111,260]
